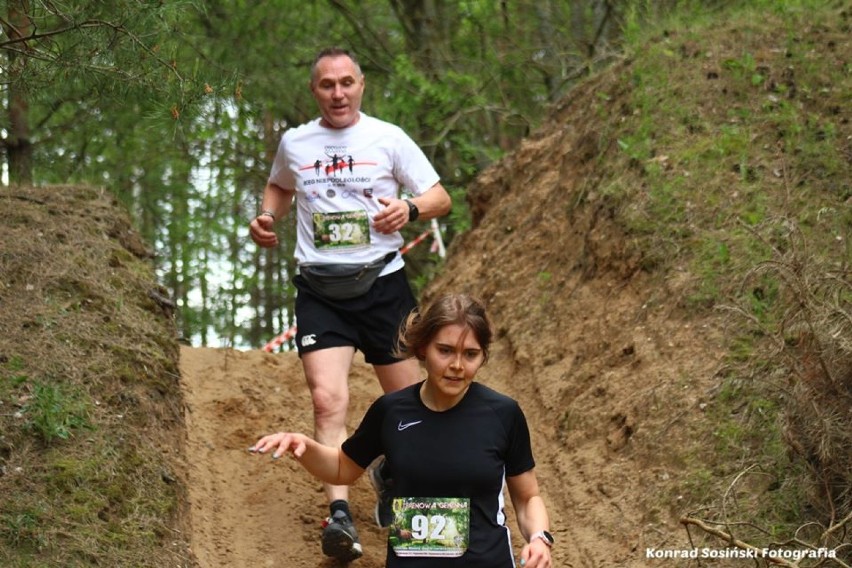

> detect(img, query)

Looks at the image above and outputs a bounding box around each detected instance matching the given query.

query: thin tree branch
[680,516,798,567]
[0,18,184,82]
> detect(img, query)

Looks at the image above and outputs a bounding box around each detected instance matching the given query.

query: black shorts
[293,267,417,365]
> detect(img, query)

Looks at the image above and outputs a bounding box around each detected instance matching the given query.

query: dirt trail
[181,346,381,567]
[179,341,621,567]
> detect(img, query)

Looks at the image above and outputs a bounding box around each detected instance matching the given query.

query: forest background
[2,0,851,566]
[4,0,676,349]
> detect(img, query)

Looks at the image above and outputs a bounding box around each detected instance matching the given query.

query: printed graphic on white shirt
[267,114,440,266]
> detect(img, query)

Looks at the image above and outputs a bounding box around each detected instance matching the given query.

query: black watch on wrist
[405,199,419,222]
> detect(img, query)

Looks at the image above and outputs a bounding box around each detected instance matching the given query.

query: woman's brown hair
[396,293,492,363]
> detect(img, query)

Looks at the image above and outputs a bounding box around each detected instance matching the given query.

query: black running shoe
[368,458,394,528]
[321,510,363,562]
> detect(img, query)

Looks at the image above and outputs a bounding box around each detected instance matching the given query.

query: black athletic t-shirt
[342,381,535,567]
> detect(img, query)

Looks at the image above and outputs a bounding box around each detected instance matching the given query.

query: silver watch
[529,530,554,547]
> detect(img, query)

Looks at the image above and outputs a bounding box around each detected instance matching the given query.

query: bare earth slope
[180,347,385,568]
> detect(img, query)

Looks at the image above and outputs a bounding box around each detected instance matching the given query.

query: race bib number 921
[389,497,470,558]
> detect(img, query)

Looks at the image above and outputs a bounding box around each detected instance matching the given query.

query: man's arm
[408,182,452,220]
[249,183,296,248]
[373,182,451,235]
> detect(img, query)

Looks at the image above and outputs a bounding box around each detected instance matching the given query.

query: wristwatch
[529,530,554,547]
[404,199,419,222]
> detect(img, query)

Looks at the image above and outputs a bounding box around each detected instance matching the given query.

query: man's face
[310,55,365,129]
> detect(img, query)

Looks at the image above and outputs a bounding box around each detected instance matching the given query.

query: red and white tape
[262,324,298,352]
[399,229,432,255]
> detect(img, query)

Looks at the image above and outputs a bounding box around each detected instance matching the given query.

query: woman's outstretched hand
[248,432,309,459]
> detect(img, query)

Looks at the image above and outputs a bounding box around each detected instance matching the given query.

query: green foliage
[0,506,44,552]
[537,271,553,286]
[1,356,28,394]
[23,382,91,443]
[732,218,852,516]
[446,185,473,236]
[674,354,814,535]
[604,0,849,316]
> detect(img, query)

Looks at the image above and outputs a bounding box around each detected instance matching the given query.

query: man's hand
[372,197,409,234]
[249,214,279,247]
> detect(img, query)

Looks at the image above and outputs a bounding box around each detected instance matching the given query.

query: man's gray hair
[311,47,363,83]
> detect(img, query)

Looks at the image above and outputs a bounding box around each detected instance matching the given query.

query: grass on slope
[0,186,191,567]
[603,0,850,558]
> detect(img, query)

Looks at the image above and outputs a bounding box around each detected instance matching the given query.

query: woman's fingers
[248,432,289,455]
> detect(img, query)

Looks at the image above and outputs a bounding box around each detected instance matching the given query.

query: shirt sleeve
[391,128,440,196]
[504,402,536,477]
[341,396,387,469]
[267,134,296,190]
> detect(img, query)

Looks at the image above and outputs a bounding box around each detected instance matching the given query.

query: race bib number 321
[312,210,370,251]
[389,497,470,558]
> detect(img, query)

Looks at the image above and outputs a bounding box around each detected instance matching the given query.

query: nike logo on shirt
[397,420,423,431]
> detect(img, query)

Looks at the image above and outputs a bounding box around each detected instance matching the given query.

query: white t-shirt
[267,113,440,274]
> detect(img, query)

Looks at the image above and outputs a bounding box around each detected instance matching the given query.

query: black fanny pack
[299,252,397,300]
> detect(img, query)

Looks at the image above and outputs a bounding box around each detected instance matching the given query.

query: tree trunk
[3,0,33,185]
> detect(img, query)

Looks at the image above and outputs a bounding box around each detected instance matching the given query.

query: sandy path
[181,346,388,567]
[179,343,619,567]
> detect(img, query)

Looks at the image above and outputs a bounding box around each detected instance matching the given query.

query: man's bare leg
[302,346,356,503]
[373,357,421,394]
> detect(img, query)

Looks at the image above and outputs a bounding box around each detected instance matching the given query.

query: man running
[249,47,452,562]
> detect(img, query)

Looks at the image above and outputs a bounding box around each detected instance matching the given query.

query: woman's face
[422,323,485,405]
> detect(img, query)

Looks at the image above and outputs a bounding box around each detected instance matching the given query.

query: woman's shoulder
[469,382,519,409]
[381,380,422,404]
